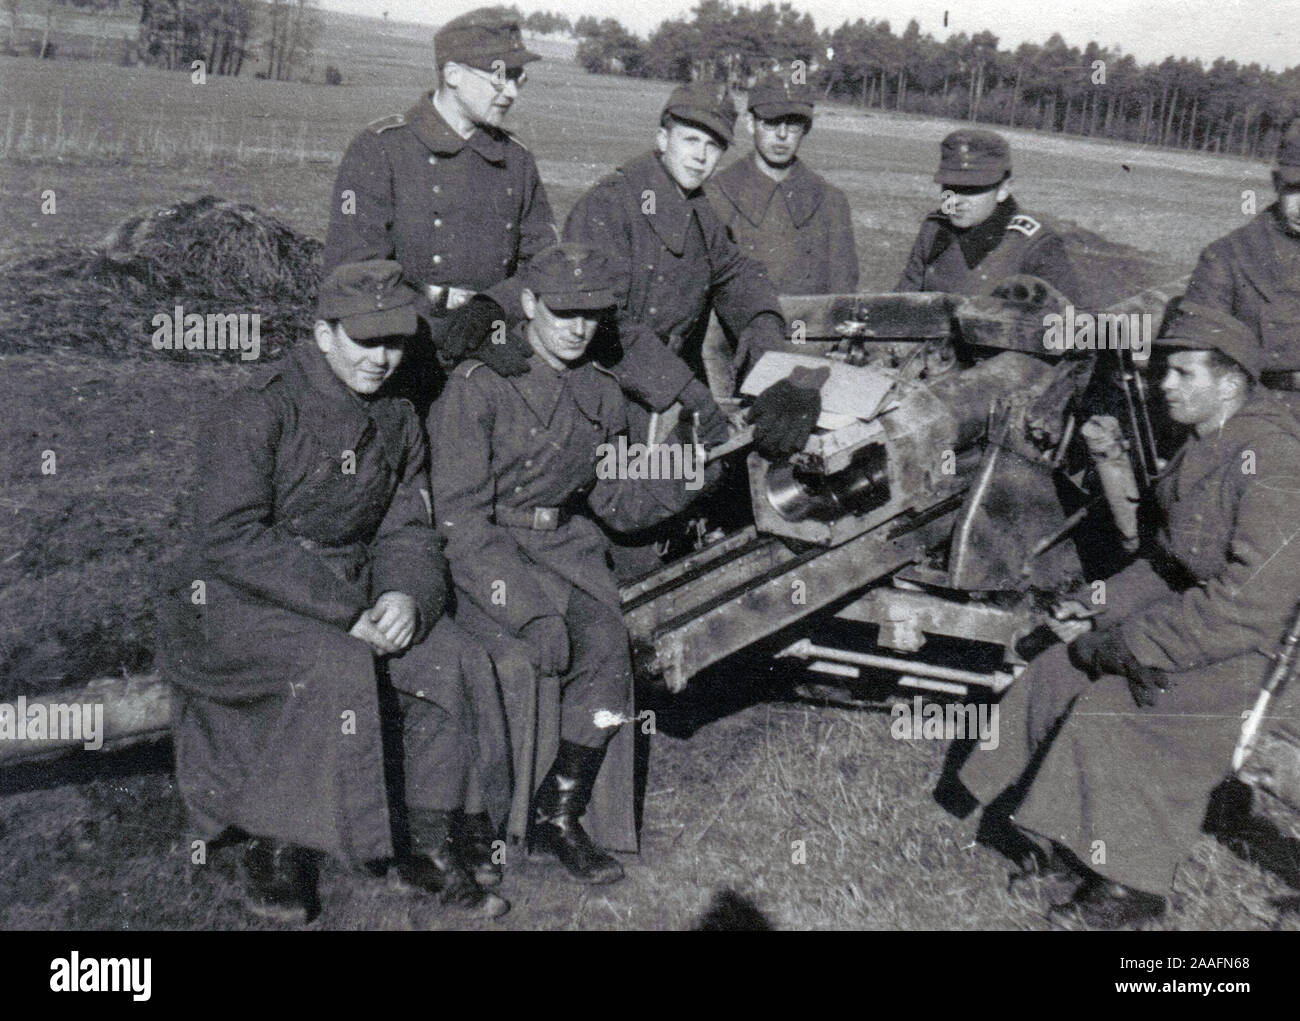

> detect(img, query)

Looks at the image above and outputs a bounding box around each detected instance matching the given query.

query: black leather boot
[453,811,503,888]
[395,809,509,919]
[1050,874,1167,929]
[243,838,320,924]
[531,740,625,884]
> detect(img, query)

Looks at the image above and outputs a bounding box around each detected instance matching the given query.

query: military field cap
[317,260,419,341]
[935,129,1011,187]
[663,82,737,146]
[748,74,814,120]
[524,243,624,312]
[435,6,540,71]
[1276,120,1300,186]
[1156,301,1261,379]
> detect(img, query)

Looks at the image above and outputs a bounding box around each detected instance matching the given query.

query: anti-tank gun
[623,280,1184,697]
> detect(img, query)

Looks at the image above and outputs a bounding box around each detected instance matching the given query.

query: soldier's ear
[996,175,1013,202]
[656,125,669,155]
[442,62,463,90]
[745,112,756,138]
[520,288,537,320]
[314,320,335,355]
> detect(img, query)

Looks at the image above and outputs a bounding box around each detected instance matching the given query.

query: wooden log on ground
[0,673,170,763]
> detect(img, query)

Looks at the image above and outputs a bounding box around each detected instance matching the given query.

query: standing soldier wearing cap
[701,73,858,396]
[432,243,719,883]
[949,303,1300,928]
[323,6,555,404]
[564,81,824,476]
[896,129,1080,302]
[158,261,511,923]
[1182,120,1300,397]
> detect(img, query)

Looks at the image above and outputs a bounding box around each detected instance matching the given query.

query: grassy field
[0,12,1297,931]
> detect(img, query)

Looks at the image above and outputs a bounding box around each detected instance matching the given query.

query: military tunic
[323,95,556,336]
[157,342,508,865]
[1183,205,1300,372]
[431,351,715,850]
[896,202,1080,303]
[707,156,859,294]
[961,393,1300,893]
[563,150,787,410]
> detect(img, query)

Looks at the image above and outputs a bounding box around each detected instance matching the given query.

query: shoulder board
[457,359,488,379]
[250,366,285,391]
[590,362,619,382]
[1007,214,1042,237]
[503,129,530,153]
[366,113,407,135]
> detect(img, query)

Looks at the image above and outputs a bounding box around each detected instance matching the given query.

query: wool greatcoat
[896,199,1081,303]
[707,155,859,295]
[323,95,557,352]
[563,150,788,412]
[157,342,509,865]
[431,352,717,851]
[1183,204,1300,373]
[960,392,1300,894]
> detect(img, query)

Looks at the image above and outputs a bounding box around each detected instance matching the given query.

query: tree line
[577,0,1299,160]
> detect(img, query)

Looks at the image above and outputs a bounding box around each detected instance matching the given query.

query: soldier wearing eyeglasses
[324,7,556,403]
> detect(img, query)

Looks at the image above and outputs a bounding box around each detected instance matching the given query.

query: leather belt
[493,505,572,531]
[1260,371,1300,392]
[423,284,476,317]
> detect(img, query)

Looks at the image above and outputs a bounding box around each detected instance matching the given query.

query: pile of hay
[0,195,322,361]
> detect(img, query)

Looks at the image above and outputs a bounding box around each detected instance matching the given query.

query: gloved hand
[678,378,732,448]
[439,294,504,360]
[1068,626,1166,707]
[748,378,821,458]
[521,616,570,676]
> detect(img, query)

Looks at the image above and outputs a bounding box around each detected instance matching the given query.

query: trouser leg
[959,642,1092,805]
[558,587,634,748]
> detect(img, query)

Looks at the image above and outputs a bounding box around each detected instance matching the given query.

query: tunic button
[432,254,443,265]
[434,218,443,228]
[649,307,657,315]
[514,485,523,493]
[524,459,533,468]
[505,222,513,230]
[432,185,441,194]
[502,258,509,266]
[428,156,437,165]
[530,427,538,436]
[506,187,513,196]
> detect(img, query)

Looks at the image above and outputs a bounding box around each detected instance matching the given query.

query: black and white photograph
[1,0,1298,953]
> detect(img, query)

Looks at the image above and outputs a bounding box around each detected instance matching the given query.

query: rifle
[1112,345,1162,491]
[1233,602,1300,774]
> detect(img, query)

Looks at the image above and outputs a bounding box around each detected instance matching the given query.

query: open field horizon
[1,14,1297,931]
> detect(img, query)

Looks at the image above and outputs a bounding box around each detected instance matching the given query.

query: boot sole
[242,895,311,925]
[530,847,624,885]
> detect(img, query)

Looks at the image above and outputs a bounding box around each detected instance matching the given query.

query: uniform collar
[622,150,706,256]
[714,156,825,228]
[405,93,508,164]
[505,329,608,427]
[286,341,381,453]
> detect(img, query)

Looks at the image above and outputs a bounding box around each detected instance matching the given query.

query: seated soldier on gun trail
[950,303,1300,929]
[158,261,510,923]
[431,243,720,884]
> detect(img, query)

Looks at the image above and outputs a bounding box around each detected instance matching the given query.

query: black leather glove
[521,616,570,676]
[439,295,504,360]
[1068,626,1166,707]
[748,378,821,459]
[678,378,732,448]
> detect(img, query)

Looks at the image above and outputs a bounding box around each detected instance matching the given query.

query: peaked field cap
[317,260,420,341]
[663,82,737,145]
[934,129,1011,186]
[435,6,540,71]
[748,74,814,119]
[1157,301,1262,379]
[524,243,625,311]
[1276,119,1300,185]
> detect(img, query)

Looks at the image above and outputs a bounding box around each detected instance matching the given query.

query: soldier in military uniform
[431,244,719,883]
[323,7,556,404]
[157,262,510,923]
[896,129,1080,302]
[954,304,1300,928]
[701,73,859,396]
[564,82,824,468]
[1182,120,1300,397]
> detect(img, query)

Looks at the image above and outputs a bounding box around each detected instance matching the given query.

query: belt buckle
[532,506,558,530]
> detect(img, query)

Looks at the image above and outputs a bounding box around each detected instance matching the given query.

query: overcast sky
[325,0,1298,72]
